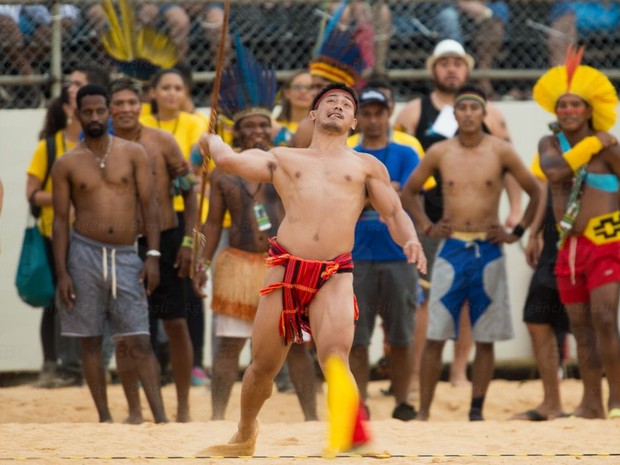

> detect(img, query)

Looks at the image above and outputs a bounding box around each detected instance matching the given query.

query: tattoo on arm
[267,160,277,183]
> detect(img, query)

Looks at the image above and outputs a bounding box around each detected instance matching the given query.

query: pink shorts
[555,235,620,304]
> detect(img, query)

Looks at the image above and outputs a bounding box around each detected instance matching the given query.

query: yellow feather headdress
[533,46,618,131]
[101,0,178,81]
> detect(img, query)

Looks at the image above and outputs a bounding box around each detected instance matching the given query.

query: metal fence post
[50,0,63,98]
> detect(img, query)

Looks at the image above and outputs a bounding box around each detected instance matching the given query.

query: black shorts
[139,227,187,320]
[523,257,570,333]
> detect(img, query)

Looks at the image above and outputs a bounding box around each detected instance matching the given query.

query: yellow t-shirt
[141,102,152,118]
[141,111,207,212]
[140,111,206,160]
[346,130,436,190]
[141,110,232,226]
[26,131,76,238]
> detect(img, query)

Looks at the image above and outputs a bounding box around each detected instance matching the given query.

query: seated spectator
[184,2,230,68]
[328,0,392,75]
[395,1,508,99]
[0,6,33,82]
[548,1,620,65]
[138,3,190,61]
[0,4,79,107]
[457,1,508,98]
[20,5,80,64]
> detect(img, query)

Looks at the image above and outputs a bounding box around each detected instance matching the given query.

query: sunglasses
[289,84,314,92]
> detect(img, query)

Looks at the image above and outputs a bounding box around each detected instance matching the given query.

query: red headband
[313,89,357,112]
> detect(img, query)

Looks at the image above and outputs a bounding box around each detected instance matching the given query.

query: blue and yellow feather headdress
[309,2,366,86]
[101,0,178,81]
[219,34,277,124]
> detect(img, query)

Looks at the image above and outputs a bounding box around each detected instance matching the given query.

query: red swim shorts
[555,235,620,304]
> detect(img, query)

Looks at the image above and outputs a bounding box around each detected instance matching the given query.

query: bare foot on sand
[449,377,471,387]
[572,404,606,419]
[176,406,191,423]
[199,421,259,456]
[123,413,144,425]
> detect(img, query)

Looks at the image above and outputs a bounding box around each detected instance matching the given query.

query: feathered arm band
[564,135,604,172]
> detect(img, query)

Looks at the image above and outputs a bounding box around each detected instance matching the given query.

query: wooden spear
[191,0,230,278]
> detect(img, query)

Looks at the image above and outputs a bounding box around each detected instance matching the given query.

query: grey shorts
[427,237,513,343]
[352,260,418,347]
[58,231,150,339]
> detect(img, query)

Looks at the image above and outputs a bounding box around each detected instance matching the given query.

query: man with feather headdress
[535,46,620,420]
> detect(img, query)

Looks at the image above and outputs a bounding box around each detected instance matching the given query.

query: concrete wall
[1,102,619,371]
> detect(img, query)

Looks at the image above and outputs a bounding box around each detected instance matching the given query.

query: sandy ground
[1,378,619,464]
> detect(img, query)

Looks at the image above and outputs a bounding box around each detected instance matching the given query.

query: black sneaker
[32,361,58,388]
[50,373,83,388]
[469,408,484,421]
[380,385,395,397]
[276,379,295,393]
[392,402,417,421]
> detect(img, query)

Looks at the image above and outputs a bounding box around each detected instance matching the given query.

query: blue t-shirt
[353,141,420,261]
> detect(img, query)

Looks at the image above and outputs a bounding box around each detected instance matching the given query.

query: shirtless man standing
[395,39,521,387]
[402,85,542,422]
[52,84,167,423]
[109,79,197,423]
[198,83,427,455]
[193,81,318,422]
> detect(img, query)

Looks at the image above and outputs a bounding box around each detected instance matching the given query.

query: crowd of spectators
[1,1,619,108]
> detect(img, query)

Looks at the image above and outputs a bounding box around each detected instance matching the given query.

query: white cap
[426,39,475,71]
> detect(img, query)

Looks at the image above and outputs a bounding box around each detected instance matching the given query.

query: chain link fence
[1,0,619,108]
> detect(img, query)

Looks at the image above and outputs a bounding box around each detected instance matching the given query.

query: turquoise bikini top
[584,172,619,192]
[558,132,619,193]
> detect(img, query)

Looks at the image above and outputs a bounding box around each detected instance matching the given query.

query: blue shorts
[488,2,509,25]
[550,2,620,35]
[19,6,51,36]
[428,237,512,342]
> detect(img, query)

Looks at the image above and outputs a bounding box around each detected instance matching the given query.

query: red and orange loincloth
[260,238,359,345]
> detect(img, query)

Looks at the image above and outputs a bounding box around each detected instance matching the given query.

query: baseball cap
[426,39,475,71]
[358,88,389,108]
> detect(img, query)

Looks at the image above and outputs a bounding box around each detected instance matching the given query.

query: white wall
[1,102,619,371]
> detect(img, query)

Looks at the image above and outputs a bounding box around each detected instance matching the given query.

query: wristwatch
[146,249,161,258]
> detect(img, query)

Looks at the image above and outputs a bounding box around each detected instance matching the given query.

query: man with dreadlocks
[193,40,318,423]
[402,85,542,422]
[535,46,620,420]
[198,82,426,455]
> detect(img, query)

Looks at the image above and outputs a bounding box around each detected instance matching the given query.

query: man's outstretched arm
[199,133,278,183]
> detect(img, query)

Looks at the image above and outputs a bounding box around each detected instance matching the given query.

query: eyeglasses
[289,84,314,92]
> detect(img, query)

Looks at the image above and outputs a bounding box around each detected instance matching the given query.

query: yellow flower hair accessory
[533,46,618,131]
